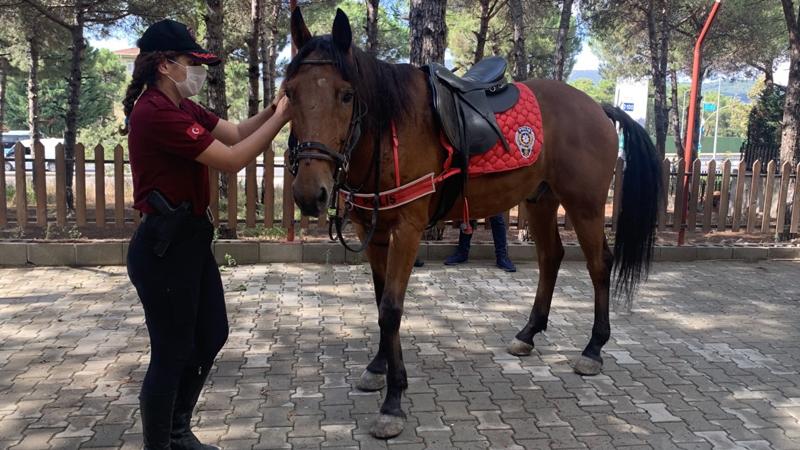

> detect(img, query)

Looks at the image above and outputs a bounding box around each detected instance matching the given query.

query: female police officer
[121,19,289,449]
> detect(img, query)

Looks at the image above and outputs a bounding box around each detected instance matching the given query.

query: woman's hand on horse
[274,96,291,123]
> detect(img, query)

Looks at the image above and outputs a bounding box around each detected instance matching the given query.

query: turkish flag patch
[186,122,204,140]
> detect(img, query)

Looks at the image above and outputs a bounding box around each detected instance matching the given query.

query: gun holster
[146,190,192,258]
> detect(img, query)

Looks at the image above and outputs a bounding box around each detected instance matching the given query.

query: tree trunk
[64,23,85,210]
[779,0,800,166]
[27,35,40,142]
[205,0,228,119]
[553,0,574,81]
[409,0,447,66]
[366,0,380,55]
[647,0,669,159]
[508,0,527,81]
[247,0,262,117]
[262,0,282,104]
[669,68,683,158]
[473,0,492,64]
[0,57,7,147]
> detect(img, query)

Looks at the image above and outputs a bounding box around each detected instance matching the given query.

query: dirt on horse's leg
[358,238,389,392]
[369,222,421,439]
[571,211,613,376]
[509,194,563,356]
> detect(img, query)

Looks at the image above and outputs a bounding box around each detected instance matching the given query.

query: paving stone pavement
[1,260,799,449]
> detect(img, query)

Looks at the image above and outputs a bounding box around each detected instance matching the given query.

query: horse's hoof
[356,369,386,391]
[573,355,603,376]
[507,338,534,356]
[369,414,405,439]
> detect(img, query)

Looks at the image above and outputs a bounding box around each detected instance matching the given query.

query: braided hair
[119,51,178,136]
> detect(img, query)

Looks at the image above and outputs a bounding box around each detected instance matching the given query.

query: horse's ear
[331,8,352,53]
[291,6,312,50]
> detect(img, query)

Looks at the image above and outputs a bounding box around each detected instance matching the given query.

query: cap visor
[188,51,221,66]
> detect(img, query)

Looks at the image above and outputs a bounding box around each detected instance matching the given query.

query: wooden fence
[1,141,799,238]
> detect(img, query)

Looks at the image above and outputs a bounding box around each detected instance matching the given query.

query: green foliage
[296,0,409,61]
[447,1,580,77]
[5,47,127,137]
[743,82,786,148]
[569,78,615,104]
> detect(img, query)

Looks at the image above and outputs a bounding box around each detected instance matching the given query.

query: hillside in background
[567,69,757,103]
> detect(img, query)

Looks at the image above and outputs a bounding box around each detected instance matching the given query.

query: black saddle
[426,56,520,157]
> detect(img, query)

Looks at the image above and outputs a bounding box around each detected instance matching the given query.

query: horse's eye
[342,92,354,104]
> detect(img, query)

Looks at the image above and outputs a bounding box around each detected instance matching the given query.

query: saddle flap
[486,84,519,114]
[462,56,507,84]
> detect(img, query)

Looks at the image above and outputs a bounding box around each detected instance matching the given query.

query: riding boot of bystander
[491,215,516,272]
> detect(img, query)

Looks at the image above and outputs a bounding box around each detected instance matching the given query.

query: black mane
[285,36,417,133]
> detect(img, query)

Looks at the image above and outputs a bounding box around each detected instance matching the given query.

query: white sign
[614,77,650,128]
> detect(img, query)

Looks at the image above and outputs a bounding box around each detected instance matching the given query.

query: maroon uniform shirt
[128,88,220,216]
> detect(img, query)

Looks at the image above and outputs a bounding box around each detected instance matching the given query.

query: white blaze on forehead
[316,77,328,87]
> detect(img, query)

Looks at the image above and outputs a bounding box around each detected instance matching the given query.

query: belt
[141,208,214,223]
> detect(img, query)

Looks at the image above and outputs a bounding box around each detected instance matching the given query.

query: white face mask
[167,59,207,98]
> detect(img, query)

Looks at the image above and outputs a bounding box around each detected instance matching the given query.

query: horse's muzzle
[293,185,329,218]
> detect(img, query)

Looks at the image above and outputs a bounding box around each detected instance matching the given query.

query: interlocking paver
[0,261,799,449]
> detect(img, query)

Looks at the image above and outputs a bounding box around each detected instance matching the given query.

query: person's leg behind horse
[508,191,563,356]
[170,244,229,450]
[444,220,477,265]
[490,214,516,272]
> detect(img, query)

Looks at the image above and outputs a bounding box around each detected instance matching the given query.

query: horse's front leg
[368,220,422,439]
[356,229,390,392]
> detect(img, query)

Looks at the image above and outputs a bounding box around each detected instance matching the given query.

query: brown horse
[284,8,662,439]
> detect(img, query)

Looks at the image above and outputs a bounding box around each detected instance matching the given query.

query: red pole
[678,0,722,246]
[286,0,298,242]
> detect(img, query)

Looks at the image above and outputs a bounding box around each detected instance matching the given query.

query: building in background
[113,48,139,75]
[614,77,649,128]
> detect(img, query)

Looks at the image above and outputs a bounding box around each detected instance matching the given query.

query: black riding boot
[445,226,473,265]
[171,365,220,450]
[140,392,175,450]
[490,215,516,272]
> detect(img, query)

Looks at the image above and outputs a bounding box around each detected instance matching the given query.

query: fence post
[227,171,238,233]
[746,160,761,234]
[658,158,669,231]
[687,159,701,232]
[95,145,106,228]
[718,159,731,231]
[761,160,776,234]
[673,158,685,231]
[246,161,257,228]
[75,144,87,226]
[775,161,792,239]
[14,142,27,228]
[263,147,274,227]
[55,143,67,226]
[0,145,6,226]
[34,141,46,226]
[732,160,746,232]
[114,145,125,227]
[702,159,715,233]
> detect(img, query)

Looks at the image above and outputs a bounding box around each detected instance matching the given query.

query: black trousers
[127,215,229,399]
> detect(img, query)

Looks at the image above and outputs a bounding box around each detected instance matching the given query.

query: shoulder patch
[186,122,205,140]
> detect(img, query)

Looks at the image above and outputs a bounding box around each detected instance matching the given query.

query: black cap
[137,19,221,65]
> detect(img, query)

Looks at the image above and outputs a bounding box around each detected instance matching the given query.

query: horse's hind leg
[567,205,613,376]
[508,189,563,356]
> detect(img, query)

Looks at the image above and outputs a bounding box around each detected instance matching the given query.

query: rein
[287,57,379,253]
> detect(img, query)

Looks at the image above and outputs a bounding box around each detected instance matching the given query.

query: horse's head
[284,7,359,217]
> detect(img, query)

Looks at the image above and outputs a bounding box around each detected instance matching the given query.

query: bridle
[286,57,381,253]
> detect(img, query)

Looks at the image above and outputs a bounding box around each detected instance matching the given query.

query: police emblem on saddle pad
[468,82,544,176]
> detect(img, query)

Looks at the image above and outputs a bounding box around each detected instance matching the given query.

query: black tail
[602,104,662,307]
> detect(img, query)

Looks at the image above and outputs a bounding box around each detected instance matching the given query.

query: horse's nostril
[318,187,328,204]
